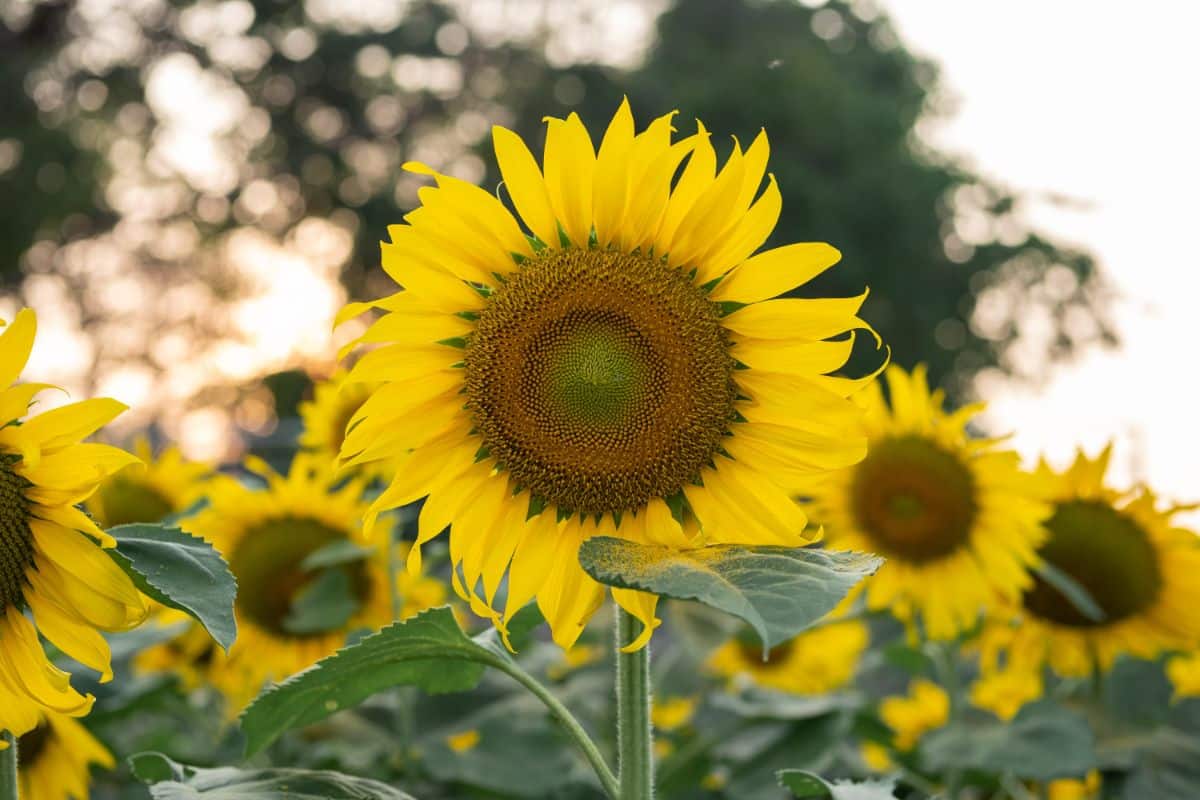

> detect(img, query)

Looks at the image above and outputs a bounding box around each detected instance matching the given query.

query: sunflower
[154,454,443,710]
[298,370,391,481]
[803,364,1048,640]
[878,678,949,752]
[86,437,212,528]
[16,710,113,800]
[982,446,1200,677]
[336,100,878,650]
[0,308,148,738]
[707,619,869,695]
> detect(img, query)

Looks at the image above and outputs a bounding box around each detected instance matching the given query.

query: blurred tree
[624,0,1116,393]
[0,0,1114,443]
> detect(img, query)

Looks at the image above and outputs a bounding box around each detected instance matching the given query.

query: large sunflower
[708,619,869,695]
[86,437,212,528]
[337,100,877,650]
[982,446,1200,677]
[0,309,148,738]
[16,710,113,800]
[163,454,443,710]
[804,364,1048,639]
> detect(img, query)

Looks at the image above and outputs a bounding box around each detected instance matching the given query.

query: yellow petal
[0,308,36,390]
[591,99,636,247]
[26,588,114,681]
[693,173,781,283]
[493,125,559,246]
[542,113,596,247]
[15,398,127,453]
[0,608,93,714]
[723,291,872,342]
[712,243,843,304]
[612,588,661,652]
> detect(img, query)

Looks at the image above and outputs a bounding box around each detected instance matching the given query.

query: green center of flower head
[0,456,35,614]
[464,248,736,516]
[17,722,49,768]
[95,475,175,527]
[850,435,978,562]
[228,516,371,637]
[1023,500,1162,627]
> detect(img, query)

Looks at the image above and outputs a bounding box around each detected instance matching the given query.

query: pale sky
[884,0,1200,511]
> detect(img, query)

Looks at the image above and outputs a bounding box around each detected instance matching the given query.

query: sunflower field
[1,1,1196,799]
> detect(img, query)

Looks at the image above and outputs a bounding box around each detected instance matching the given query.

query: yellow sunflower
[878,678,949,751]
[86,437,212,528]
[154,454,443,710]
[982,446,1200,677]
[298,370,391,481]
[16,710,113,800]
[804,364,1048,639]
[0,308,148,738]
[336,100,878,651]
[707,619,869,694]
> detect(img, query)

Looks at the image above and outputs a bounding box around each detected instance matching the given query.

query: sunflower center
[736,636,795,668]
[850,435,977,562]
[1023,500,1162,627]
[17,723,49,768]
[96,476,175,526]
[227,516,370,637]
[464,248,736,516]
[0,457,34,615]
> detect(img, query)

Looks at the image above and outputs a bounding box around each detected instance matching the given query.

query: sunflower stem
[0,731,17,800]
[615,607,655,799]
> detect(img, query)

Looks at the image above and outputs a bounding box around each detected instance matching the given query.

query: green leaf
[922,701,1097,780]
[713,689,859,721]
[1034,561,1106,623]
[778,770,897,799]
[129,753,415,799]
[578,538,881,651]
[240,606,502,757]
[282,570,360,635]
[299,540,375,572]
[107,523,237,652]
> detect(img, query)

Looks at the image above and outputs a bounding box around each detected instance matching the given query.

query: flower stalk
[0,731,17,800]
[616,607,655,799]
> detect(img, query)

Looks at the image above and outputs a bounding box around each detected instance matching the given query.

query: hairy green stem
[488,657,619,798]
[0,731,17,800]
[616,607,654,799]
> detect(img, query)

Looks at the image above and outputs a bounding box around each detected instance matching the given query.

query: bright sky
[884,0,1200,510]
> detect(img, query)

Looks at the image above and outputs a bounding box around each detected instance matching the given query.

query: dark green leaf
[241,607,503,757]
[129,752,415,799]
[778,770,897,799]
[922,701,1096,780]
[1122,727,1200,800]
[299,540,375,572]
[108,523,237,652]
[282,570,360,635]
[578,538,881,651]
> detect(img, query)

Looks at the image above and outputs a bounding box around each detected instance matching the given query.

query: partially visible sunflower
[337,100,879,651]
[804,364,1049,639]
[151,454,443,710]
[16,711,114,800]
[708,619,869,695]
[298,370,391,481]
[86,437,212,528]
[969,666,1042,721]
[982,447,1200,677]
[1046,770,1102,800]
[1167,651,1200,698]
[0,309,148,738]
[878,678,950,752]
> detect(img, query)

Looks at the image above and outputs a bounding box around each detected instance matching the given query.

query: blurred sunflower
[983,447,1200,677]
[16,710,113,800]
[153,454,443,710]
[86,438,212,528]
[337,100,878,650]
[804,364,1048,639]
[878,678,949,751]
[1167,651,1200,698]
[298,370,391,482]
[708,620,869,694]
[0,308,148,738]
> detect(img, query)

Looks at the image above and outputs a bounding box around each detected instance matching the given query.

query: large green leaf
[241,606,510,757]
[778,771,897,799]
[578,538,881,651]
[922,701,1096,780]
[129,752,414,799]
[108,523,237,652]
